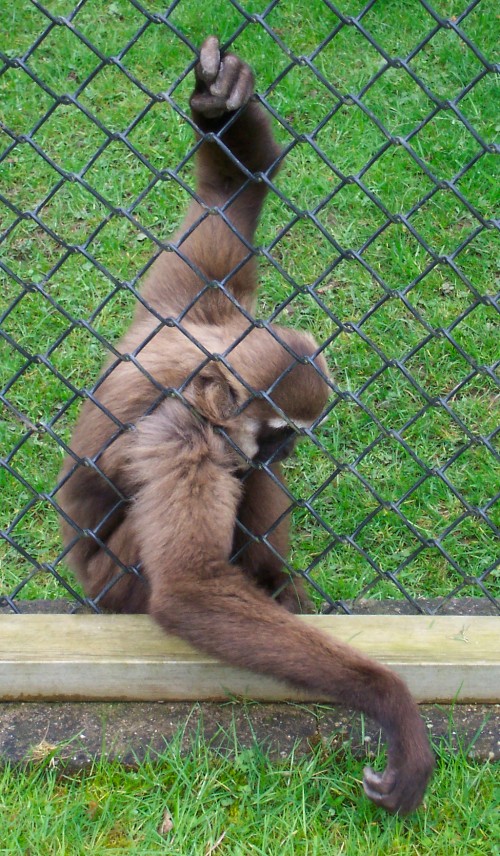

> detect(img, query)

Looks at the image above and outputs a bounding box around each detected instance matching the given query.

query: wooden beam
[0,614,498,703]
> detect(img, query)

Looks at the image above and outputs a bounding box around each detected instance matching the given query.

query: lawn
[0,722,498,855]
[0,3,499,853]
[0,1,498,611]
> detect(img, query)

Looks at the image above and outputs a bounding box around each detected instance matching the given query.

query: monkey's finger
[363,766,397,796]
[197,35,221,85]
[209,54,242,100]
[362,766,423,814]
[362,782,400,812]
[190,92,227,119]
[226,64,254,111]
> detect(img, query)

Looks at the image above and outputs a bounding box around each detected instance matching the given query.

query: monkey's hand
[190,35,254,119]
[362,725,435,814]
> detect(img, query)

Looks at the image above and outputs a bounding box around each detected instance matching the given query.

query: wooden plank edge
[0,614,498,703]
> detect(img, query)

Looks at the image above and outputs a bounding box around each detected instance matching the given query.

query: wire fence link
[0,1,498,616]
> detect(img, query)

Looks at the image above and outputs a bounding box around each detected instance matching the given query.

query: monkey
[57,36,434,813]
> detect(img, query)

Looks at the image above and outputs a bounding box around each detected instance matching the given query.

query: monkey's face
[223,414,300,470]
[232,419,302,468]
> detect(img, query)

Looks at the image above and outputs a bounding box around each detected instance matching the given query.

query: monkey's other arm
[129,400,434,816]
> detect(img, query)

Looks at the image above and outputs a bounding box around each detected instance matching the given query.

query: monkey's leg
[84,519,149,614]
[234,466,313,613]
[129,417,434,815]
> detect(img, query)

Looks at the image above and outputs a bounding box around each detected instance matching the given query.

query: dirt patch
[0,700,498,768]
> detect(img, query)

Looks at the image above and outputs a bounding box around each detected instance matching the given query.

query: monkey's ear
[189,363,240,424]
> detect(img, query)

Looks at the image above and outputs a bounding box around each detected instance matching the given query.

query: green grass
[0,722,498,855]
[0,0,499,606]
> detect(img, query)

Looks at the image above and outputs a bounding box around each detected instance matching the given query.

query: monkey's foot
[190,36,254,118]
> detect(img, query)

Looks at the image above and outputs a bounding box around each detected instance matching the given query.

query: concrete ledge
[1,614,499,703]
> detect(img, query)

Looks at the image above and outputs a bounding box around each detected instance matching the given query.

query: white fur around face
[265,416,312,430]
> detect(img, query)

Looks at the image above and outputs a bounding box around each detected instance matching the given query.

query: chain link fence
[0,0,498,616]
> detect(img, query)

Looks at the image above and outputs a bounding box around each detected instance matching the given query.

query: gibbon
[58,36,434,813]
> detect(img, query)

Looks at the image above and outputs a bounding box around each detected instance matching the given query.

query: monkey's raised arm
[141,36,282,321]
[190,36,282,212]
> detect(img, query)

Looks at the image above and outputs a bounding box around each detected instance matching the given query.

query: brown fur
[57,37,434,813]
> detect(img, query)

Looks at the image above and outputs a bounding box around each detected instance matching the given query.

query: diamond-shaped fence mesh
[0,0,498,616]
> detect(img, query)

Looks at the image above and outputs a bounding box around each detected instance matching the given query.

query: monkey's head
[186,325,330,466]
